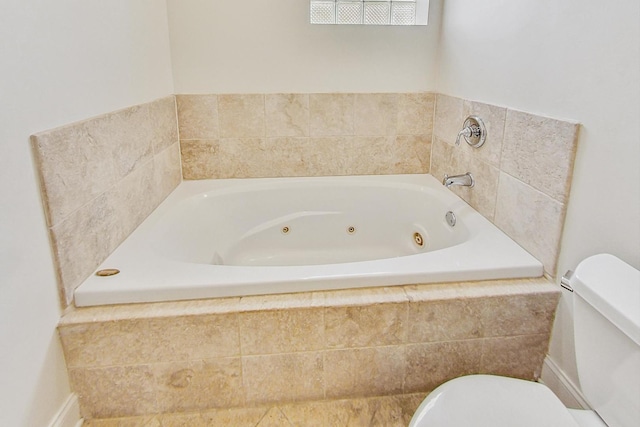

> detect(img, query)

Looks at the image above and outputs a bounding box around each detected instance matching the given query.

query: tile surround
[32,92,577,310]
[31,96,181,306]
[177,93,435,179]
[59,278,560,420]
[431,94,579,276]
[83,393,426,427]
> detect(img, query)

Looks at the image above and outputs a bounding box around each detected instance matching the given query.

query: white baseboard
[48,393,82,427]
[540,356,590,409]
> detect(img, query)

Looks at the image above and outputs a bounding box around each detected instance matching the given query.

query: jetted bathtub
[74,174,543,306]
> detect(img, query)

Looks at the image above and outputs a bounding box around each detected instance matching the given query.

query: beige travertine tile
[404,340,483,392]
[354,93,398,136]
[428,136,458,183]
[495,172,565,275]
[309,94,355,136]
[180,133,428,179]
[480,334,549,380]
[456,159,500,221]
[176,95,219,140]
[158,413,206,427]
[302,137,350,175]
[153,357,244,412]
[501,109,579,203]
[50,192,124,305]
[179,139,216,179]
[151,314,241,360]
[324,347,404,398]
[475,293,560,337]
[349,137,396,174]
[403,278,556,302]
[262,137,319,177]
[152,142,182,203]
[70,365,156,419]
[242,352,324,404]
[325,396,408,427]
[33,97,181,308]
[218,94,265,138]
[393,135,431,174]
[60,319,159,368]
[407,298,482,343]
[279,400,326,427]
[83,416,161,426]
[433,94,465,144]
[322,286,407,308]
[239,308,324,355]
[103,104,155,180]
[149,96,179,153]
[161,407,268,427]
[430,137,500,220]
[397,93,435,136]
[59,313,240,368]
[325,303,407,349]
[306,136,396,176]
[256,407,293,427]
[89,394,428,427]
[181,138,310,179]
[60,296,243,324]
[265,94,310,137]
[239,291,326,312]
[110,158,158,239]
[31,122,116,227]
[289,137,336,176]
[462,100,506,167]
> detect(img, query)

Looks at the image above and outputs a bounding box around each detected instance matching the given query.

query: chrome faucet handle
[455,116,487,148]
[455,127,472,146]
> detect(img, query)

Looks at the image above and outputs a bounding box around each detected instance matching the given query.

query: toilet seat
[409,375,581,427]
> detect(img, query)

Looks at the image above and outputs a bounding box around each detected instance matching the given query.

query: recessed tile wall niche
[177,93,435,179]
[430,95,579,276]
[31,96,181,306]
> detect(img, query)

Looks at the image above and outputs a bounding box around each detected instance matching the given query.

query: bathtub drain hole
[282,226,290,234]
[413,232,425,247]
[445,211,457,227]
[347,226,356,234]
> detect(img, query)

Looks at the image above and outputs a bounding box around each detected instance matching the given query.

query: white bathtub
[74,174,543,306]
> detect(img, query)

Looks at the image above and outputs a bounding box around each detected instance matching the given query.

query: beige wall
[166,0,443,93]
[0,1,174,426]
[436,0,640,388]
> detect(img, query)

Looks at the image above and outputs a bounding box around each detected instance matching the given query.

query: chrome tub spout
[443,172,474,188]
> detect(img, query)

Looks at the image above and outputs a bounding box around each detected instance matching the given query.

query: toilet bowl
[410,254,640,427]
[409,375,603,427]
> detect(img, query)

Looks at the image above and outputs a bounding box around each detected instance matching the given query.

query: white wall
[436,0,640,386]
[166,0,443,93]
[0,1,174,426]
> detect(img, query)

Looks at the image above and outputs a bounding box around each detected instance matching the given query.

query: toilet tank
[572,254,640,427]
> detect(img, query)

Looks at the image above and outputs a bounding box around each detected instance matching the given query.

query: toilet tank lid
[572,254,640,345]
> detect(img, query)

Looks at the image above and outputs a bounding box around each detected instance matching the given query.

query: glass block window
[310,0,429,26]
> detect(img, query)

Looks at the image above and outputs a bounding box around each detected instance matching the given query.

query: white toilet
[410,254,640,427]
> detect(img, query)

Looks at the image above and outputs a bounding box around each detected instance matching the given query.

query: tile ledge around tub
[403,277,557,302]
[59,277,556,325]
